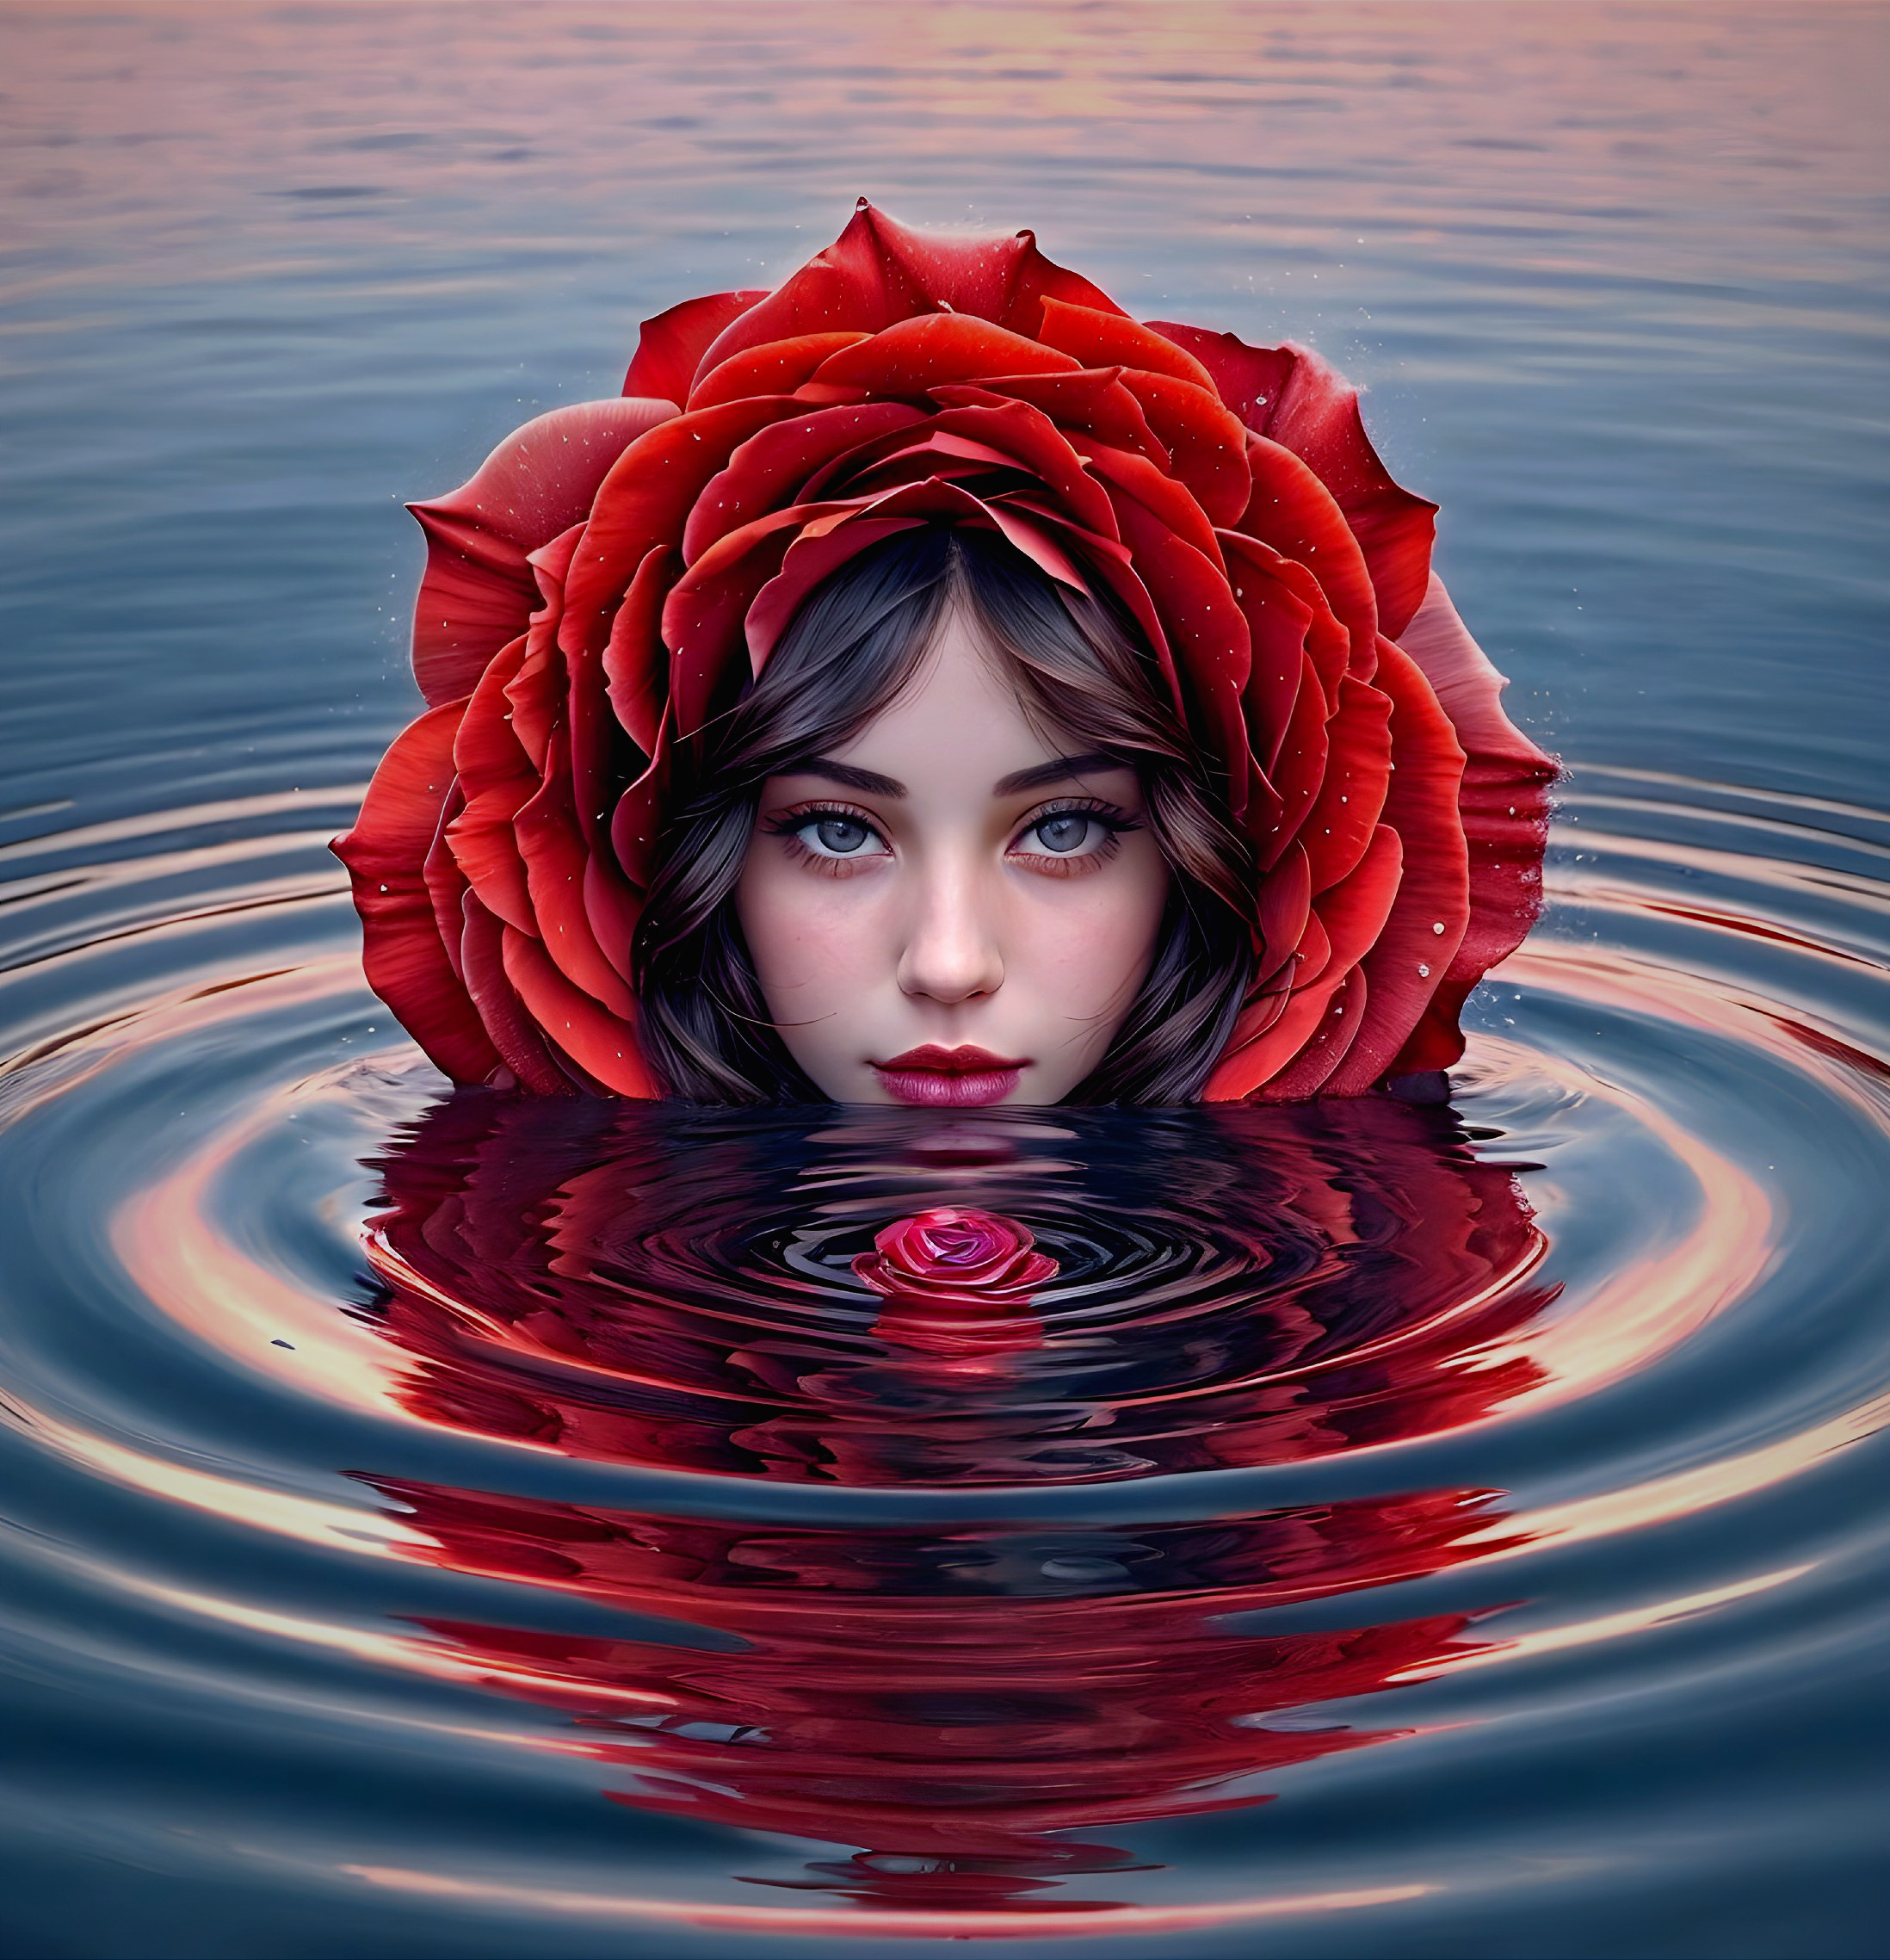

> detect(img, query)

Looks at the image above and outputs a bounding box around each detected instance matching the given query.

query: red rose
[335,201,1553,1100]
[851,1206,1059,1308]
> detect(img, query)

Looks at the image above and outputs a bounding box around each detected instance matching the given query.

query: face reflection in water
[735,600,1172,1107]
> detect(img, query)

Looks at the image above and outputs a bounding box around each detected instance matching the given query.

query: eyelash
[764,797,1140,879]
[1011,797,1139,875]
[766,801,887,878]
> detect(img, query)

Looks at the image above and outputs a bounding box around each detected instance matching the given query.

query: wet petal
[515,733,637,1019]
[685,332,870,411]
[1237,436,1380,662]
[560,399,794,662]
[811,312,1082,394]
[931,372,1171,471]
[1325,636,1471,1090]
[501,926,658,1097]
[332,702,502,1085]
[1263,965,1371,1098]
[1149,324,1436,638]
[460,893,573,1094]
[1393,576,1557,1069]
[1298,675,1393,895]
[693,203,1125,380]
[684,402,926,562]
[1036,299,1219,388]
[1117,369,1252,527]
[622,288,769,406]
[410,399,675,707]
[1208,826,1402,1099]
[601,544,676,759]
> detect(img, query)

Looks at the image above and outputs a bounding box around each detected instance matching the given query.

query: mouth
[870,1045,1029,1109]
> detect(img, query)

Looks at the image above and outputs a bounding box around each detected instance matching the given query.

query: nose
[896,856,1004,1005]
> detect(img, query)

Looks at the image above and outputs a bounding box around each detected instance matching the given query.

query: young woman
[336,204,1554,1106]
[636,525,1250,1107]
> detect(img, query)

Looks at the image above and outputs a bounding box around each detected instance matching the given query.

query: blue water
[1,5,1887,1955]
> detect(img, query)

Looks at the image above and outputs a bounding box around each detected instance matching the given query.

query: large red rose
[335,201,1554,1100]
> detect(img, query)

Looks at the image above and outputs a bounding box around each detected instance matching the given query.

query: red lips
[871,1045,1028,1108]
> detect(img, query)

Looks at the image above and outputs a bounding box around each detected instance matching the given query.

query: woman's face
[735,600,1171,1107]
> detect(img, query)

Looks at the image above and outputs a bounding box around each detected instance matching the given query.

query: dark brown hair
[632,526,1257,1104]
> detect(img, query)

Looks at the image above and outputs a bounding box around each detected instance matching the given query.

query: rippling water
[3,5,1887,1956]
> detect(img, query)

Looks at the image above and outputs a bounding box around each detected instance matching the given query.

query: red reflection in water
[349,1100,1549,1912]
[378,1477,1521,1911]
[361,1098,1554,1484]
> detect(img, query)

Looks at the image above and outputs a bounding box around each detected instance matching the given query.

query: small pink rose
[853,1207,1058,1309]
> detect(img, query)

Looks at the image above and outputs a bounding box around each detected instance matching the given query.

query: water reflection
[361,1100,1554,1483]
[379,1475,1510,1914]
[350,1100,1543,1906]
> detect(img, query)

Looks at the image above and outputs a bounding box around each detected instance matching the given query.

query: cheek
[735,850,885,1009]
[1011,846,1170,1013]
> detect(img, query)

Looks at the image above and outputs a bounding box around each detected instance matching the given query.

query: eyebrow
[991,751,1126,797]
[777,749,1128,802]
[778,758,907,797]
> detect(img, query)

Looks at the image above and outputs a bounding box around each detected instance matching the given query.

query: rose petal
[1148,325,1437,639]
[1257,841,1312,986]
[1116,369,1252,528]
[685,331,872,411]
[447,634,537,935]
[1263,346,1436,641]
[1207,825,1402,1099]
[1264,650,1333,869]
[602,544,677,762]
[1296,674,1392,895]
[622,288,769,406]
[501,926,658,1097]
[422,781,472,985]
[980,501,1090,591]
[410,399,675,708]
[1220,534,1315,775]
[1262,965,1370,1099]
[514,733,637,1019]
[332,702,502,1085]
[1145,320,1295,434]
[608,729,670,897]
[1391,576,1557,1073]
[458,889,571,1094]
[1036,299,1219,388]
[559,399,795,663]
[682,402,925,563]
[1096,488,1251,815]
[1079,439,1225,569]
[1324,636,1470,1091]
[811,312,1083,395]
[1238,436,1380,664]
[932,372,1172,471]
[741,487,1004,677]
[693,203,1126,382]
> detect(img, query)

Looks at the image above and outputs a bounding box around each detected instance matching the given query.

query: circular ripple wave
[0,764,1885,1954]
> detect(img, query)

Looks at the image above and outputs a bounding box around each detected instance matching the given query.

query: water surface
[2,5,1887,1955]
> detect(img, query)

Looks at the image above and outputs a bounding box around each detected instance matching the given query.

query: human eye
[1009,799,1138,874]
[767,802,892,869]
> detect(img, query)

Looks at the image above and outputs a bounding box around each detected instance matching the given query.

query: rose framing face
[335,202,1555,1103]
